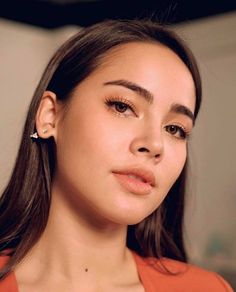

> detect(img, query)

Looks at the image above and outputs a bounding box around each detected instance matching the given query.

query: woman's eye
[105,98,135,116]
[165,125,188,140]
[113,101,130,113]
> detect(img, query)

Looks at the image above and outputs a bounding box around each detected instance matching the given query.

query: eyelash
[105,96,136,116]
[165,125,190,140]
[104,97,191,140]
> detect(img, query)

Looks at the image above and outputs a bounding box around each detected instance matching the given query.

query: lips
[112,167,156,196]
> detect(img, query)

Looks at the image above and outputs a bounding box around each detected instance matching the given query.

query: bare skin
[14,42,195,291]
[15,191,144,292]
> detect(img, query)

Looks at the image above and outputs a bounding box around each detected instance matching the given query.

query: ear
[35,91,60,140]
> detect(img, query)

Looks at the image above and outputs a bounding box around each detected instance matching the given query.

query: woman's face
[53,42,195,226]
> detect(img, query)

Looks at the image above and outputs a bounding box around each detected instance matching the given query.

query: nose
[129,127,164,161]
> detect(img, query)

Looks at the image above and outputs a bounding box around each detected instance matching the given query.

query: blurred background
[0,0,236,289]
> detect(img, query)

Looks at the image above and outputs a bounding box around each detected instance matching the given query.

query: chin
[107,207,154,226]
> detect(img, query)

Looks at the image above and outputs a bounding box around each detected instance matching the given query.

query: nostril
[138,147,161,159]
[138,147,148,152]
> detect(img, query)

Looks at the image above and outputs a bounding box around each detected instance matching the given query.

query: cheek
[55,107,125,179]
[72,108,132,166]
[163,142,187,187]
[149,145,186,213]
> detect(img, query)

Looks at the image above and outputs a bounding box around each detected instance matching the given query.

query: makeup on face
[103,79,195,125]
[103,79,194,141]
[53,42,195,225]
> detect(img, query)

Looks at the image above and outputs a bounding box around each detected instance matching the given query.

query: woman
[0,19,233,291]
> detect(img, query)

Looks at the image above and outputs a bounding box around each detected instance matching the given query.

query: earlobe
[35,91,59,140]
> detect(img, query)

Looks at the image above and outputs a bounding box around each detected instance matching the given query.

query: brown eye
[113,101,130,113]
[165,125,187,139]
[105,97,136,116]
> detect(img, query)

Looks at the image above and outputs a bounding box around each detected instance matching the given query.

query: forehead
[87,42,195,109]
[97,42,193,80]
[95,43,193,87]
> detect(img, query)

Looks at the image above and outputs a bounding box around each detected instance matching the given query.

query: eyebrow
[103,79,154,104]
[170,103,195,125]
[103,79,195,125]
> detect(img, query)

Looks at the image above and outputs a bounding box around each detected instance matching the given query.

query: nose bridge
[130,117,164,160]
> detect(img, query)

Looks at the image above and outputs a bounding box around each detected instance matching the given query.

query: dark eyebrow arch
[103,79,195,125]
[170,103,195,125]
[103,79,154,104]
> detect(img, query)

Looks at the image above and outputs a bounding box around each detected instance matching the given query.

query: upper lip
[112,167,156,187]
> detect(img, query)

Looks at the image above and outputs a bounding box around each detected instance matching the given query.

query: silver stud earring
[30,132,39,139]
[30,129,48,140]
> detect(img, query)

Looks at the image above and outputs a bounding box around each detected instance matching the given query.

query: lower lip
[113,173,153,195]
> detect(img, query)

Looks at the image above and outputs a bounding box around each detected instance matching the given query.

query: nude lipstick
[112,167,156,195]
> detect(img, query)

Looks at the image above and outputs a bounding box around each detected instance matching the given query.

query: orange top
[0,251,233,291]
[132,252,233,292]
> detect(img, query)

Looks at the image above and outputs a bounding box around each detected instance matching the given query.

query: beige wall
[0,13,235,274]
[0,19,78,188]
[174,13,236,273]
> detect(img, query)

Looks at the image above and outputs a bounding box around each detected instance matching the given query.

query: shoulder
[132,252,233,292]
[0,251,18,292]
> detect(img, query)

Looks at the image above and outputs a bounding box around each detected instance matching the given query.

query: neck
[15,181,138,287]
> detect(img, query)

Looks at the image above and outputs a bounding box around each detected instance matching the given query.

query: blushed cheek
[80,114,128,159]
[166,146,187,182]
[174,153,187,182]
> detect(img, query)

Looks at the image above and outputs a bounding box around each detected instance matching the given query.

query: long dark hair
[0,19,202,280]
